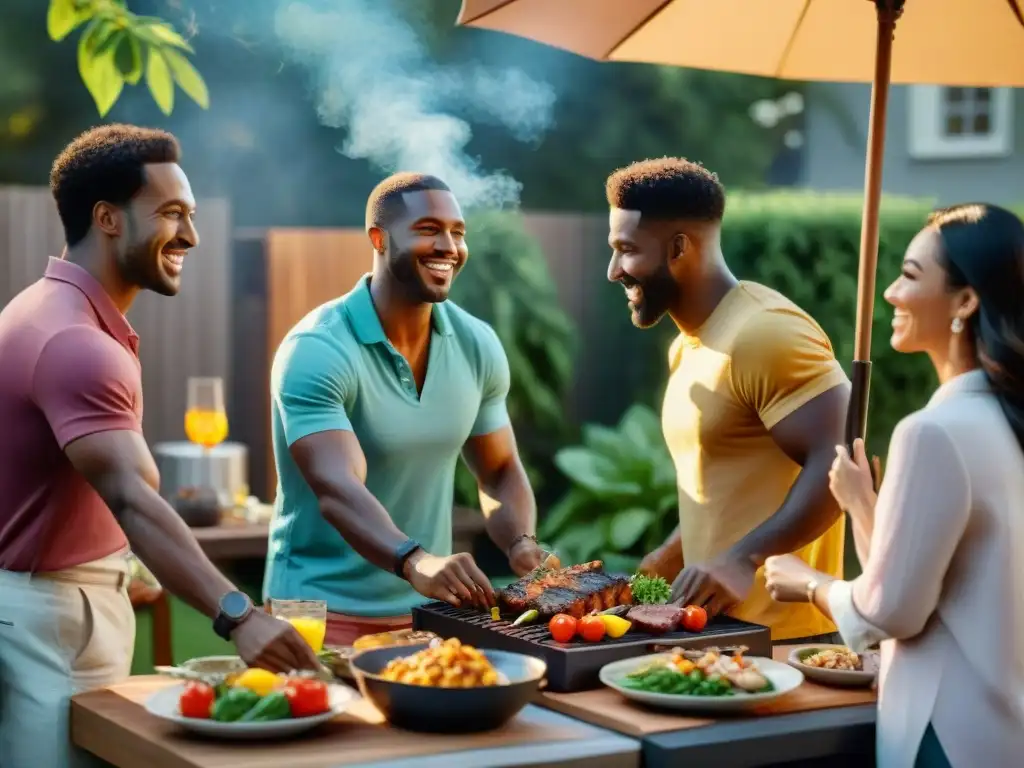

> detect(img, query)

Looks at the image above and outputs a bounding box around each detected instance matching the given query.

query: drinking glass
[185,376,229,450]
[271,599,328,653]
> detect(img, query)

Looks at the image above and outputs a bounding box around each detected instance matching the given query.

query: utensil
[787,644,879,689]
[144,681,357,740]
[599,653,804,712]
[349,642,547,733]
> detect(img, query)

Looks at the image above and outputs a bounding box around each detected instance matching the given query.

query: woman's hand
[829,438,880,518]
[764,554,826,603]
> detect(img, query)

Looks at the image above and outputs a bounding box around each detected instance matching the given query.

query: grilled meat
[499,561,632,619]
[626,604,684,634]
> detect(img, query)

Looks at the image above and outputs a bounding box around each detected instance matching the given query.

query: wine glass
[185,376,228,451]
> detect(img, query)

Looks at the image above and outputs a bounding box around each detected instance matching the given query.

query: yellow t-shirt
[662,281,849,641]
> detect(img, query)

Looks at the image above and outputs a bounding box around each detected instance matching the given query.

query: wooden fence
[0,186,233,448]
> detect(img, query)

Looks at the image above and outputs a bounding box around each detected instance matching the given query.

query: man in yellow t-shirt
[605,158,850,642]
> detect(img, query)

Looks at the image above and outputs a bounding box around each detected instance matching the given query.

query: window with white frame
[907,86,1014,160]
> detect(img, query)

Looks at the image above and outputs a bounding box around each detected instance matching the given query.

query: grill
[412,602,772,692]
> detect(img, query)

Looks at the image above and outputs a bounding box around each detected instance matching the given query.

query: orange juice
[185,408,229,448]
[288,616,327,652]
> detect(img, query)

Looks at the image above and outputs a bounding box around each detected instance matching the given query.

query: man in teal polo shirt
[264,172,549,645]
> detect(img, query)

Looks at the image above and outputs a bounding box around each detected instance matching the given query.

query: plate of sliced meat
[600,646,804,711]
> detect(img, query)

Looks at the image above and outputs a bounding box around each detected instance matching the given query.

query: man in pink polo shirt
[0,125,317,768]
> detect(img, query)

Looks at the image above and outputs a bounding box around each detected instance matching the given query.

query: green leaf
[620,404,663,449]
[116,34,143,85]
[77,20,124,117]
[137,20,194,53]
[162,48,209,109]
[581,424,627,462]
[601,553,641,574]
[610,507,656,550]
[554,447,641,496]
[47,0,89,41]
[538,489,589,539]
[145,46,174,115]
[552,525,604,564]
[94,28,125,58]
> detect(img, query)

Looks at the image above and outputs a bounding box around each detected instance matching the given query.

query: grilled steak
[499,561,632,618]
[626,604,684,634]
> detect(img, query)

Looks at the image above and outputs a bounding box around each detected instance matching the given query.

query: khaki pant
[0,551,135,768]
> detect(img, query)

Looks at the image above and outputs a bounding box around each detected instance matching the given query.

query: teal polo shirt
[263,274,510,617]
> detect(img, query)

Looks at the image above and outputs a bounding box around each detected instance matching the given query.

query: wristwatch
[212,590,254,641]
[393,538,423,579]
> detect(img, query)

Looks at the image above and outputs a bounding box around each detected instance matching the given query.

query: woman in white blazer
[764,203,1024,768]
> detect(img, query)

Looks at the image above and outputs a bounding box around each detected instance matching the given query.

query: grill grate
[412,601,773,692]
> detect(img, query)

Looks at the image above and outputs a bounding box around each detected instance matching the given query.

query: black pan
[349,643,546,733]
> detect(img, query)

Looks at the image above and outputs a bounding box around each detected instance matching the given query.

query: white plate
[787,644,879,688]
[144,682,358,740]
[599,653,804,712]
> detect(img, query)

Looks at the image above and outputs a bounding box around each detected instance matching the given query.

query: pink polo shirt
[0,257,141,572]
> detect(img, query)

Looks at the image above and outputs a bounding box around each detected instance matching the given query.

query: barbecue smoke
[273,0,556,209]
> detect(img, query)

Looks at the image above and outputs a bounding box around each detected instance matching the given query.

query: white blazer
[829,368,1024,768]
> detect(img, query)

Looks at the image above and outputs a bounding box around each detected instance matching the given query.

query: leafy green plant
[47,0,208,116]
[449,210,577,506]
[539,404,677,573]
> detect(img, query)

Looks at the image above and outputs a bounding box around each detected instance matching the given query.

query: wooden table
[192,520,270,560]
[71,677,641,768]
[534,645,878,768]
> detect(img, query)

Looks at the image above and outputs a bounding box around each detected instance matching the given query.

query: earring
[951,317,965,334]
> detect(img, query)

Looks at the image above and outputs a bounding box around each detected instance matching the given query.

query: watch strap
[393,538,422,578]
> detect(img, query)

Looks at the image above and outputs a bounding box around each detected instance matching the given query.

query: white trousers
[0,551,136,768]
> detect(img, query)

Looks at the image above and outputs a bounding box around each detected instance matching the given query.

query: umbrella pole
[845,0,904,452]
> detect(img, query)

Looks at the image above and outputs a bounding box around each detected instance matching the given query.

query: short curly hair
[365,172,452,232]
[605,157,725,222]
[50,124,180,247]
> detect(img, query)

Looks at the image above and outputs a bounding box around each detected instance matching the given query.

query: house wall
[802,83,1024,204]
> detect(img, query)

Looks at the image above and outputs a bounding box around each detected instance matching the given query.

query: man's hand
[508,538,557,577]
[404,551,496,609]
[232,611,320,673]
[671,554,757,617]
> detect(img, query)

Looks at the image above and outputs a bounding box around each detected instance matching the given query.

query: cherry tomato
[284,678,330,718]
[578,614,606,642]
[681,604,708,632]
[548,613,577,643]
[178,681,215,719]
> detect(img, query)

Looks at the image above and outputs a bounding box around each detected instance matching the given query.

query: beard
[116,213,179,297]
[624,263,678,329]
[387,246,453,304]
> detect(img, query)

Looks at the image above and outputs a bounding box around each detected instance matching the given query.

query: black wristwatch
[393,538,423,579]
[212,590,253,641]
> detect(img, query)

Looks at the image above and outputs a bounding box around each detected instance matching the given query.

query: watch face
[220,591,251,620]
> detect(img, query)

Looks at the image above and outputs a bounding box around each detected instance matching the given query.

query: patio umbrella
[457,0,1024,447]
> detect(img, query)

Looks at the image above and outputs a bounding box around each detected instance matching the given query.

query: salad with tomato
[177,667,332,723]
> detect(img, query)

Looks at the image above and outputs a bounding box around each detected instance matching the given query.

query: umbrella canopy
[459,0,1024,86]
[458,0,1024,447]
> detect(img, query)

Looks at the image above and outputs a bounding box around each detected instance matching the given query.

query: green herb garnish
[629,573,672,605]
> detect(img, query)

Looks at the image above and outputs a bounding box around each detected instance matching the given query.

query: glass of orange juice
[185,376,229,450]
[270,599,328,653]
